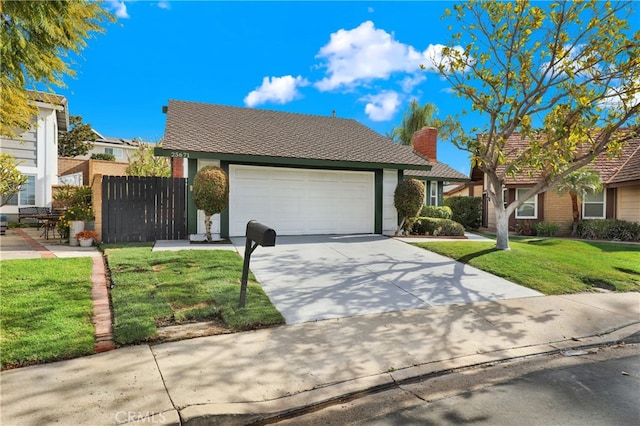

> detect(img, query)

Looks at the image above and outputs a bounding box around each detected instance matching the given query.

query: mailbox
[239,220,276,308]
[246,220,276,247]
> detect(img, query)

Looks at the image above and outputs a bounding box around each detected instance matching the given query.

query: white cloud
[107,1,129,19]
[158,1,171,10]
[368,7,375,13]
[440,87,455,94]
[244,75,310,107]
[361,91,401,121]
[400,74,426,93]
[314,21,464,92]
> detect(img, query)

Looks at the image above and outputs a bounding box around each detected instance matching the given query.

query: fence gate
[101,176,187,243]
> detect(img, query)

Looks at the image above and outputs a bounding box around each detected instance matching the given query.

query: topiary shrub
[444,196,482,230]
[420,205,453,219]
[394,179,425,234]
[91,153,116,161]
[193,166,229,241]
[411,217,465,237]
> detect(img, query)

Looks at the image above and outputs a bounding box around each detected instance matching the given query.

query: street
[275,343,640,425]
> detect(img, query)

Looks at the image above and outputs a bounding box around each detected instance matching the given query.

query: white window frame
[430,181,439,206]
[105,147,123,158]
[3,174,36,206]
[582,190,606,219]
[515,188,537,219]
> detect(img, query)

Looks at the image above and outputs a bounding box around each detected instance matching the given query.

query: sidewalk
[1,292,638,426]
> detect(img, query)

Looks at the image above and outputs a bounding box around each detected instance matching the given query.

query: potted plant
[75,230,99,247]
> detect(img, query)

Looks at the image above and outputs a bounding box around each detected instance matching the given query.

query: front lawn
[0,258,95,369]
[414,238,640,294]
[105,246,285,345]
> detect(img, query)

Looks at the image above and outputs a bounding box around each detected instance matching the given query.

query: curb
[177,322,640,426]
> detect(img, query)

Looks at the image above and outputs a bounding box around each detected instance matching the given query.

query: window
[582,191,605,219]
[503,188,508,208]
[515,188,537,219]
[105,147,123,158]
[430,181,439,206]
[2,175,36,206]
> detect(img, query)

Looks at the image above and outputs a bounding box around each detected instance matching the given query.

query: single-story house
[0,91,69,220]
[157,100,468,237]
[479,133,640,231]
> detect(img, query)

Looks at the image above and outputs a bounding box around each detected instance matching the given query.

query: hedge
[443,196,482,230]
[420,205,453,219]
[411,217,465,237]
[577,219,640,241]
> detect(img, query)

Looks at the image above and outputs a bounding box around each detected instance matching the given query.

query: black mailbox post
[239,220,276,307]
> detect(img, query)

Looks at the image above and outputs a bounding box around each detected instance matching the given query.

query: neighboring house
[0,92,69,219]
[158,100,453,237]
[479,133,640,231]
[444,165,484,198]
[403,127,469,206]
[74,130,140,161]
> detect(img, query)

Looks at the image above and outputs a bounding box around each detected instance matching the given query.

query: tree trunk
[570,193,580,237]
[495,208,511,250]
[204,213,212,242]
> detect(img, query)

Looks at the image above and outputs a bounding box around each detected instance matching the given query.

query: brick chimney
[412,127,437,162]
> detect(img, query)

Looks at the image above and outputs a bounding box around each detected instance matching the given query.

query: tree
[0,0,113,137]
[193,166,229,242]
[389,100,460,145]
[393,178,425,235]
[126,142,171,177]
[433,0,640,249]
[555,169,602,237]
[0,153,27,207]
[58,115,96,157]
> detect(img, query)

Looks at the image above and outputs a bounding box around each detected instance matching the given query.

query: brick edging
[91,256,116,352]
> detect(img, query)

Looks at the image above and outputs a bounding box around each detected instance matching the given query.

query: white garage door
[229,165,374,236]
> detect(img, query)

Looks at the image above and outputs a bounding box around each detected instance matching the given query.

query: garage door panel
[229,165,374,236]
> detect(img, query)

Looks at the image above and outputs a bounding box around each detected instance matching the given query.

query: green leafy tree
[433,0,639,249]
[0,153,27,207]
[393,178,425,235]
[389,100,460,146]
[0,0,113,137]
[58,115,96,157]
[126,141,171,177]
[193,166,229,242]
[555,169,602,237]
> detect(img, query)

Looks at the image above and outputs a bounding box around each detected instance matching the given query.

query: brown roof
[404,162,469,181]
[162,100,431,169]
[498,133,640,186]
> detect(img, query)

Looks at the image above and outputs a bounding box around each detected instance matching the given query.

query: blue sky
[56,2,488,174]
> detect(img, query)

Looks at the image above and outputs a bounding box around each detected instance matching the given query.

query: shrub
[515,220,536,236]
[577,219,640,241]
[193,166,229,241]
[411,217,465,237]
[444,196,482,230]
[91,153,116,161]
[394,179,425,231]
[420,205,453,219]
[535,221,560,237]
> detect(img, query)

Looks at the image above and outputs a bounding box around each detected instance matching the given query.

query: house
[403,127,469,205]
[74,130,141,161]
[158,100,471,237]
[0,92,69,220]
[479,133,640,231]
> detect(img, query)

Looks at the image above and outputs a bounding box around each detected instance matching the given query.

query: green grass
[414,238,640,294]
[0,258,95,369]
[106,247,285,345]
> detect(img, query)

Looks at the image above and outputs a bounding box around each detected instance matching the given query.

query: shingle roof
[404,161,469,181]
[162,100,431,169]
[498,133,640,186]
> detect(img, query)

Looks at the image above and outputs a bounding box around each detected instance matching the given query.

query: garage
[228,165,374,236]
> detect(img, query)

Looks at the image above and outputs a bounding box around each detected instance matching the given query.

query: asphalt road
[275,343,640,425]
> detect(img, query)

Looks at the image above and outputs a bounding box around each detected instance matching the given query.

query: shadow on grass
[458,248,499,264]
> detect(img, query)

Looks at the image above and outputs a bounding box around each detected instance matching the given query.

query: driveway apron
[232,235,542,324]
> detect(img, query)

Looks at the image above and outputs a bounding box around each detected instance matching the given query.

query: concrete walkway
[1,292,638,425]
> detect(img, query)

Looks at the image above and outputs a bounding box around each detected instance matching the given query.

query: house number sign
[171,151,190,158]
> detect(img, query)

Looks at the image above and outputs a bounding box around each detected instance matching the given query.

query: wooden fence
[101,176,187,243]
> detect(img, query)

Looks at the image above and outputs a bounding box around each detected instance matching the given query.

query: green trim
[187,159,198,235]
[437,182,444,206]
[374,170,383,234]
[220,161,229,238]
[155,148,432,171]
[403,174,469,183]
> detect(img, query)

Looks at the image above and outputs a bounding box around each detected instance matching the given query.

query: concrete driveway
[232,235,542,324]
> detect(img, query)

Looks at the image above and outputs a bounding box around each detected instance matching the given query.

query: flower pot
[79,238,93,247]
[69,220,85,246]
